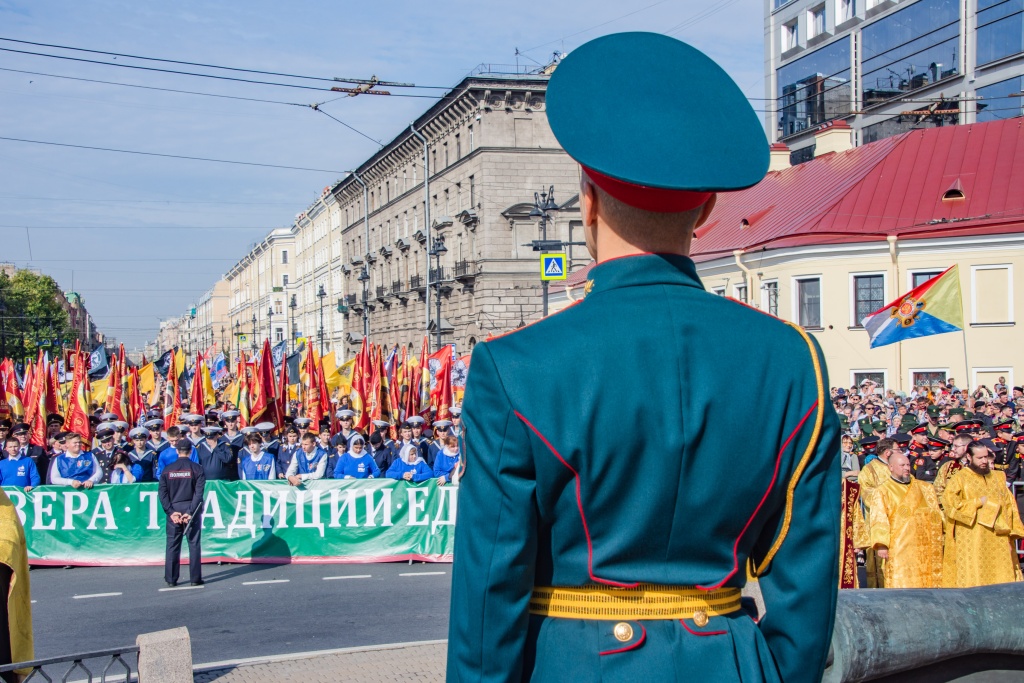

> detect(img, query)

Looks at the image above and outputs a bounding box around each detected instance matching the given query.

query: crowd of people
[0,403,464,492]
[835,376,1024,589]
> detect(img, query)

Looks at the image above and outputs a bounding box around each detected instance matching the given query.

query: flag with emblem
[862,265,963,348]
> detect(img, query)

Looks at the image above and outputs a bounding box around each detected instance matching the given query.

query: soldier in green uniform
[448,32,840,683]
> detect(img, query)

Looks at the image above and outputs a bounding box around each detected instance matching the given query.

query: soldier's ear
[693,193,718,229]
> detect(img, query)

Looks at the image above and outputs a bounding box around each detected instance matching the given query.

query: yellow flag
[138,363,155,396]
[201,361,216,407]
[321,351,342,392]
[90,376,109,406]
[173,348,186,379]
[335,358,355,396]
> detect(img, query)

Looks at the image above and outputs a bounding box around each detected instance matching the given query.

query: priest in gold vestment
[0,488,33,678]
[942,441,1024,588]
[856,437,895,587]
[866,452,945,588]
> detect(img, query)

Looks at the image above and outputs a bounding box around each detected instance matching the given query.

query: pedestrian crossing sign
[540,253,567,281]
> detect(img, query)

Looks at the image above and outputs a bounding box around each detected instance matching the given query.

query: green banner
[2,480,456,566]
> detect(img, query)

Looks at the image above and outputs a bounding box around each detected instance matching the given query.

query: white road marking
[73,592,122,599]
[399,571,446,577]
[30,600,37,604]
[322,574,372,581]
[242,579,290,585]
[159,585,205,592]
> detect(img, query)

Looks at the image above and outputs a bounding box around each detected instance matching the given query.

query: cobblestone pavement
[193,641,446,682]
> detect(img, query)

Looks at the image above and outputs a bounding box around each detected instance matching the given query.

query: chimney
[814,119,854,157]
[768,142,791,171]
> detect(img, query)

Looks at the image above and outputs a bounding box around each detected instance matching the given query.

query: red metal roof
[691,117,1024,261]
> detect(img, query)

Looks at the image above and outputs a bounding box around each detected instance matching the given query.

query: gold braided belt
[528,584,742,621]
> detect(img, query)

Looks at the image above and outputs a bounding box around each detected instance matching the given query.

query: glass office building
[766,0,1024,160]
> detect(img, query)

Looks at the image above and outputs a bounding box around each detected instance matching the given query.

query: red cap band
[583,167,712,213]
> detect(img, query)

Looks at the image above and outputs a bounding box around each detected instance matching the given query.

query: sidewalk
[193,641,447,682]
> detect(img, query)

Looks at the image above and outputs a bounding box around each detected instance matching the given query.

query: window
[808,4,826,38]
[274,300,282,314]
[712,286,726,296]
[275,329,284,343]
[763,281,779,316]
[912,370,947,391]
[977,76,1024,123]
[782,20,799,50]
[861,0,960,108]
[853,274,884,326]
[977,0,1024,66]
[281,250,288,265]
[853,371,886,390]
[776,38,852,137]
[837,0,854,23]
[971,265,1014,324]
[468,125,474,152]
[455,134,461,160]
[796,277,822,328]
[282,274,289,287]
[469,175,475,208]
[443,142,449,168]
[734,284,748,304]
[911,270,943,288]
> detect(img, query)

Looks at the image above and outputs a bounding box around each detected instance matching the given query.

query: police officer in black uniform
[158,439,205,587]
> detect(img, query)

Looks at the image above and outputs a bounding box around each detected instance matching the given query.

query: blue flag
[88,346,109,379]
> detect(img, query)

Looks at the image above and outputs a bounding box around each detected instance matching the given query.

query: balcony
[429,267,452,284]
[345,294,358,307]
[410,274,425,291]
[391,280,404,294]
[375,285,388,301]
[454,260,476,281]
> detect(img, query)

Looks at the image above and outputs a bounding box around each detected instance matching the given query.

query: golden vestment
[941,468,1024,588]
[866,477,944,588]
[0,489,33,671]
[933,459,962,503]
[856,458,890,587]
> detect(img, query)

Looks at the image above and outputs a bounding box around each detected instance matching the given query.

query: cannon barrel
[823,584,1024,682]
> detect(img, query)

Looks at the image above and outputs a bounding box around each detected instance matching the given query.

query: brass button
[693,610,709,627]
[613,622,633,642]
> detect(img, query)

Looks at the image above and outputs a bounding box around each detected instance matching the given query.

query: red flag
[46,359,60,417]
[349,338,370,432]
[65,343,92,441]
[27,360,48,447]
[368,344,382,423]
[427,346,454,422]
[393,345,407,422]
[316,352,330,433]
[129,366,145,426]
[276,352,288,431]
[303,344,323,425]
[189,353,205,415]
[251,340,276,424]
[163,351,181,429]
[0,358,23,420]
[235,355,250,428]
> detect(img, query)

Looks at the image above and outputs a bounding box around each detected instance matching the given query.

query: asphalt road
[27,561,451,666]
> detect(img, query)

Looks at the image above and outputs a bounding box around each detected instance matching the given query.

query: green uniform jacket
[448,254,840,682]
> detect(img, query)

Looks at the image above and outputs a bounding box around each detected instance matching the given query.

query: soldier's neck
[592,222,691,263]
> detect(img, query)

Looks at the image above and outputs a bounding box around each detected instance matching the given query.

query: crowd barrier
[2,480,456,566]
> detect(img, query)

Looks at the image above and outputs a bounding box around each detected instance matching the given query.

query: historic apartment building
[764,0,1024,162]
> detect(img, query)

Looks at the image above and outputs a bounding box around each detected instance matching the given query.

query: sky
[0,0,765,350]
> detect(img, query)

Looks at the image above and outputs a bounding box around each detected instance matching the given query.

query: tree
[0,269,77,360]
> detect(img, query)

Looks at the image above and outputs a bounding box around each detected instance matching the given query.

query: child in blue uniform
[48,433,103,488]
[155,426,199,479]
[285,433,328,485]
[333,435,380,479]
[432,435,461,486]
[0,436,41,489]
[385,443,433,483]
[238,433,276,480]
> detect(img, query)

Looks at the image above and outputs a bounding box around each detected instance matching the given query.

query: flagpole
[961,328,970,392]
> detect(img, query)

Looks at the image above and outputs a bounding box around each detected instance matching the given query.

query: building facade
[764,0,1024,161]
[224,228,296,358]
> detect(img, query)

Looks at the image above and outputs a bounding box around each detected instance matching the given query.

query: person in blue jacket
[0,436,41,489]
[238,432,276,480]
[385,443,432,483]
[285,432,328,485]
[155,426,199,479]
[48,432,103,488]
[275,427,300,479]
[432,435,461,486]
[334,435,380,479]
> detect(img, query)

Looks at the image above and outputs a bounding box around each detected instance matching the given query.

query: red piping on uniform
[680,619,726,637]
[514,410,640,589]
[599,623,647,656]
[697,400,819,591]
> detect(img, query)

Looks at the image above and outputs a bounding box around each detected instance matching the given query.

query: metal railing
[1,645,139,683]
[454,260,475,279]
[344,294,357,306]
[375,285,387,299]
[429,267,452,284]
[391,280,404,294]
[409,275,425,290]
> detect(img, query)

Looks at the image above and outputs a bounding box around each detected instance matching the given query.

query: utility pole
[529,186,560,316]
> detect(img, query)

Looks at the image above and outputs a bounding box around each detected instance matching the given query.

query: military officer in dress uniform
[447,32,840,683]
[991,420,1016,477]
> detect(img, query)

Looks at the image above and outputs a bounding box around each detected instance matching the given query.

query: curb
[192,639,448,673]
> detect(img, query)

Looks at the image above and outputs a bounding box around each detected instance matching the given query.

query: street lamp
[428,236,448,351]
[529,185,560,317]
[357,268,370,340]
[288,295,298,354]
[317,284,327,356]
[220,326,226,363]
[234,320,241,360]
[267,306,274,344]
[250,313,257,352]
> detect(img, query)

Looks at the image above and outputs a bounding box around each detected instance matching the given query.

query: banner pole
[961,328,970,392]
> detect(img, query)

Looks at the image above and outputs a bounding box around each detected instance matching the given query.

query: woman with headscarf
[432,435,462,486]
[332,434,380,479]
[386,443,433,483]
